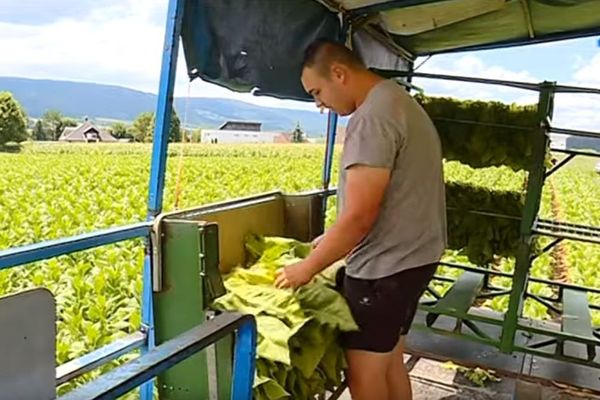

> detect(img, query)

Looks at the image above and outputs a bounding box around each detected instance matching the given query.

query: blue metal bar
[0,222,151,271]
[146,0,185,217]
[56,331,146,386]
[322,111,339,190]
[140,253,155,400]
[231,318,257,400]
[141,0,185,397]
[56,313,257,400]
[321,111,338,227]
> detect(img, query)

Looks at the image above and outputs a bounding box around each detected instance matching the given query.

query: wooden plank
[561,288,596,360]
[426,271,484,327]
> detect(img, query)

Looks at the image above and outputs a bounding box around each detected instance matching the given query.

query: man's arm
[275,164,390,288]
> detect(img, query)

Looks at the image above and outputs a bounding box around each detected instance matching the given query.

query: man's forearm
[303,213,370,275]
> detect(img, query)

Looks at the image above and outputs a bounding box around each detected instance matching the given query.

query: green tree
[191,128,203,143]
[130,110,181,143]
[169,112,181,142]
[130,112,154,142]
[110,122,131,139]
[0,92,28,146]
[291,122,306,143]
[41,110,77,141]
[63,118,78,128]
[33,119,47,141]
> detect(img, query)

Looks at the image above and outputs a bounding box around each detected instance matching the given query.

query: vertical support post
[321,111,338,228]
[141,0,185,398]
[231,319,257,400]
[147,0,185,217]
[500,81,555,353]
[406,60,415,91]
[153,220,210,399]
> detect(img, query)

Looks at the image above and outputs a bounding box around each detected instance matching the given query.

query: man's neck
[353,71,385,109]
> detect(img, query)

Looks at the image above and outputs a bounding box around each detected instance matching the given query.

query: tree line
[0,91,189,146]
[0,91,309,147]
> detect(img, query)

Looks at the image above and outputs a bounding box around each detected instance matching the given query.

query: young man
[275,39,447,400]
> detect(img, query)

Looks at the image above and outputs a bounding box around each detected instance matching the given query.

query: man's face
[301,64,356,116]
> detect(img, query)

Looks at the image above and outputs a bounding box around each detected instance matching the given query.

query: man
[275,39,447,400]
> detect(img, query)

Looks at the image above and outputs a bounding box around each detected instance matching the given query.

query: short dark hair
[302,38,364,75]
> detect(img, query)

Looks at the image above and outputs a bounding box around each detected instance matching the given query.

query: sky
[0,0,599,132]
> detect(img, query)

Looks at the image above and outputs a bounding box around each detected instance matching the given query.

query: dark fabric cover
[181,0,342,102]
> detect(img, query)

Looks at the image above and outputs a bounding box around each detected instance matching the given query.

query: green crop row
[2,143,597,395]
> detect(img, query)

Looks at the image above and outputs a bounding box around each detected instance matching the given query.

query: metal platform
[407,310,600,396]
[535,219,600,245]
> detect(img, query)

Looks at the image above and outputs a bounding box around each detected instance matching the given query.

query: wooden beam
[520,0,536,39]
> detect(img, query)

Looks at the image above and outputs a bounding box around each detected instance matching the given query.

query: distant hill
[0,77,337,136]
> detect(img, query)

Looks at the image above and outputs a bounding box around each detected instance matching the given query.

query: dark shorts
[338,263,437,353]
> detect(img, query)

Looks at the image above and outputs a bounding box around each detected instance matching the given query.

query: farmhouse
[59,120,117,143]
[201,120,288,144]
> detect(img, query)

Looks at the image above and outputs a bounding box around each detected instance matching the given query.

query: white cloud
[0,0,315,112]
[1,2,596,120]
[552,52,600,132]
[414,52,600,133]
[573,53,600,88]
[0,1,166,92]
[414,54,539,104]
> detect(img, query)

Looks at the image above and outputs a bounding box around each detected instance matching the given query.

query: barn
[59,120,117,143]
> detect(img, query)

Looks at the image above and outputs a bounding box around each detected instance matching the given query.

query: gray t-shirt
[338,79,447,279]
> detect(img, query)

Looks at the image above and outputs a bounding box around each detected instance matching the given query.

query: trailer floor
[335,309,600,399]
[336,355,600,399]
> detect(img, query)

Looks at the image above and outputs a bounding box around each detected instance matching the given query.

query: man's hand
[312,234,325,249]
[274,260,317,289]
[274,165,390,289]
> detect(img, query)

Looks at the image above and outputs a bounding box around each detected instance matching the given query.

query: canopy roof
[181,0,600,101]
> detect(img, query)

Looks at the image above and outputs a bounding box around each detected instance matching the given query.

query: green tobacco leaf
[289,321,328,379]
[256,315,304,365]
[296,282,358,332]
[254,375,289,400]
[319,341,344,388]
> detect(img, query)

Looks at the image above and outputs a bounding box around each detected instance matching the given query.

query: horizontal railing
[57,312,256,400]
[0,222,153,271]
[56,331,147,386]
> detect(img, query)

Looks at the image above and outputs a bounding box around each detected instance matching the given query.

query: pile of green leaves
[212,234,357,400]
[0,143,333,395]
[414,93,539,171]
[446,182,524,265]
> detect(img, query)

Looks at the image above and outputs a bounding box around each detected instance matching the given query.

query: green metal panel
[199,222,226,306]
[561,288,596,360]
[198,221,233,400]
[215,335,233,400]
[562,289,594,339]
[500,82,555,353]
[426,271,484,329]
[153,219,209,399]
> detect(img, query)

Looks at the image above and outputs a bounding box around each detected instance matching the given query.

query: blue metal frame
[321,111,339,227]
[57,312,257,400]
[231,316,258,399]
[0,222,151,271]
[322,111,339,190]
[140,0,186,398]
[146,0,186,218]
[56,331,146,386]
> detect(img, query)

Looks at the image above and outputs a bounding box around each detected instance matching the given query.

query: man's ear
[331,64,347,83]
